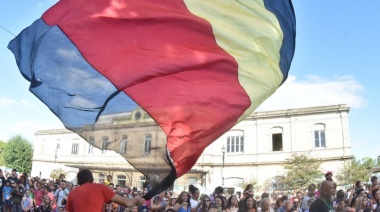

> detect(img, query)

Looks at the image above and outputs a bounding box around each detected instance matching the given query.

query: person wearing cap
[325,171,333,182]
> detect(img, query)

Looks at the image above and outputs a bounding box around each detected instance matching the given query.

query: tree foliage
[3,135,33,173]
[336,157,377,185]
[50,168,69,180]
[0,140,6,166]
[283,153,322,189]
[240,175,259,191]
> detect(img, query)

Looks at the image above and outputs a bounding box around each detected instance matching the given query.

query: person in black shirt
[310,181,335,212]
[8,180,25,212]
[7,169,18,184]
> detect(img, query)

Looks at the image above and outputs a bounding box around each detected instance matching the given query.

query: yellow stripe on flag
[184,0,284,120]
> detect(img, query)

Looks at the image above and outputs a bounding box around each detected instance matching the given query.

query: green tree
[336,158,371,185]
[3,135,33,173]
[240,175,259,191]
[283,153,322,189]
[50,168,69,180]
[0,140,6,166]
[362,157,376,169]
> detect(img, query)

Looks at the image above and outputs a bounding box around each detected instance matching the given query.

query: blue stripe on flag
[8,19,139,128]
[264,0,296,83]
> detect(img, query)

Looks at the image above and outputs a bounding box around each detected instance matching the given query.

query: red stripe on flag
[42,0,251,177]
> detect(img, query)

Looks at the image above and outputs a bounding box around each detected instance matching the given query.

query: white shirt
[54,188,70,207]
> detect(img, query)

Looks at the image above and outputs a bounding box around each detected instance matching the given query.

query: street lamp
[222,145,225,186]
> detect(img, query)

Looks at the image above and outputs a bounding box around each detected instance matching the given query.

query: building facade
[31,104,353,193]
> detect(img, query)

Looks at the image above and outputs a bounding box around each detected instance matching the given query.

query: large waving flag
[8,0,295,198]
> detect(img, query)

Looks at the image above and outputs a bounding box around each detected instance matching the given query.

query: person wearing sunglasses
[198,195,212,212]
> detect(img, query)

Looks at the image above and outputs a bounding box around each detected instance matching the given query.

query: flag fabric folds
[8,0,296,199]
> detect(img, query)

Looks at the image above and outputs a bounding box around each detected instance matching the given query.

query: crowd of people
[0,168,75,212]
[0,168,379,212]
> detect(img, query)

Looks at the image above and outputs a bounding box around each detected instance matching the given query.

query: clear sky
[0,0,379,160]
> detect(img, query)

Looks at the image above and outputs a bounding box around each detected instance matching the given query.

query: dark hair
[261,192,269,199]
[214,186,223,194]
[281,195,288,202]
[165,209,176,212]
[53,184,59,192]
[336,190,345,200]
[372,189,379,204]
[350,196,357,207]
[356,188,365,196]
[241,195,256,211]
[355,181,361,187]
[12,169,16,172]
[77,169,94,185]
[371,176,378,182]
[199,195,211,212]
[189,184,199,195]
[244,184,253,193]
[44,185,52,192]
[308,184,316,190]
[214,195,226,210]
[176,191,190,206]
[226,195,238,209]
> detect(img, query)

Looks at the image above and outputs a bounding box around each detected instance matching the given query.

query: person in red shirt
[33,182,45,208]
[64,169,144,212]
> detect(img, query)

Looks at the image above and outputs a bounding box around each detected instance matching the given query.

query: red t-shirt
[65,183,116,212]
[33,189,45,206]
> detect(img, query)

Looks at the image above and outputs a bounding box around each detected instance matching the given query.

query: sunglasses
[133,193,139,196]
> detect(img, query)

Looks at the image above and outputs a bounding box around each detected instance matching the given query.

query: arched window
[144,134,151,155]
[313,124,326,148]
[271,127,283,151]
[88,136,94,154]
[102,136,109,154]
[225,130,244,153]
[120,135,127,154]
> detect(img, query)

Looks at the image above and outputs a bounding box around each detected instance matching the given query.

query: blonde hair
[355,196,367,212]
